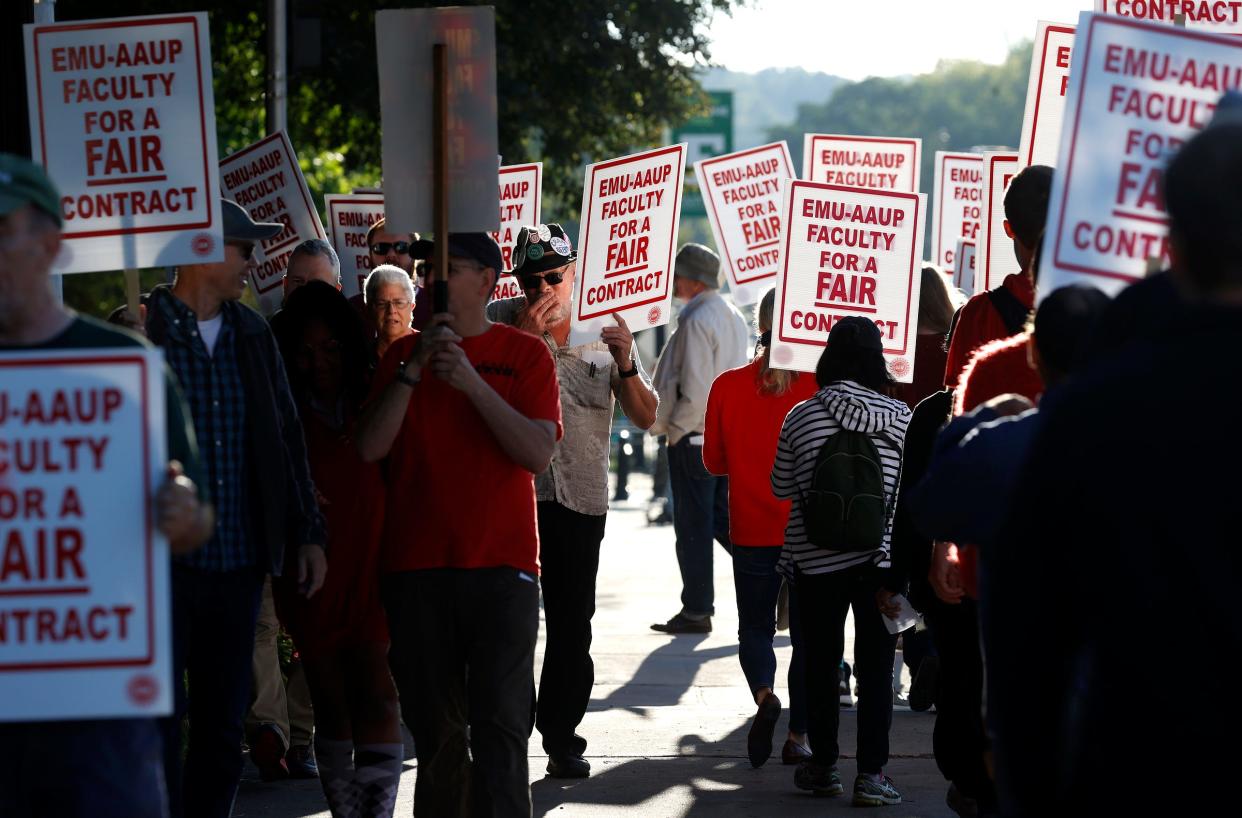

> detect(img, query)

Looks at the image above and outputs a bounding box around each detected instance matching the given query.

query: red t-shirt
[943,272,1035,388]
[370,323,562,574]
[702,359,819,546]
[955,331,1044,416]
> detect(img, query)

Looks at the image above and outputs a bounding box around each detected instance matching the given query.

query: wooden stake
[432,43,449,314]
[124,269,141,324]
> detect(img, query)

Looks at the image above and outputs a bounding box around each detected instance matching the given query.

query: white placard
[570,144,686,347]
[375,7,499,233]
[0,349,170,721]
[220,131,326,315]
[953,238,978,296]
[323,194,385,299]
[1041,12,1242,299]
[1095,0,1242,33]
[770,180,926,382]
[931,152,983,269]
[490,162,542,303]
[694,141,794,306]
[802,134,922,191]
[978,153,1021,293]
[1019,22,1077,168]
[23,13,223,273]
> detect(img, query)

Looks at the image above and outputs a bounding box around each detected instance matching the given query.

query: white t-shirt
[197,314,224,355]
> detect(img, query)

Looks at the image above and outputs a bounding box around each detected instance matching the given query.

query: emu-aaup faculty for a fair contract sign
[0,349,171,721]
[771,181,925,382]
[23,13,223,273]
[491,163,543,303]
[1040,11,1242,299]
[570,144,686,347]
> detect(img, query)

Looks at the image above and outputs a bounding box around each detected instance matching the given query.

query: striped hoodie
[772,380,912,577]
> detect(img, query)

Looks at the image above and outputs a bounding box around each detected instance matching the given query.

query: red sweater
[894,332,949,410]
[703,358,819,546]
[955,331,1044,416]
[944,272,1035,388]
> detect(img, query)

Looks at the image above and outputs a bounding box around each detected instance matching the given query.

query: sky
[706,0,1092,79]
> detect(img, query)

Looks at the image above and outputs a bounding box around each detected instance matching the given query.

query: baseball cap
[445,232,504,273]
[0,153,62,226]
[673,243,721,289]
[222,198,283,242]
[511,223,576,276]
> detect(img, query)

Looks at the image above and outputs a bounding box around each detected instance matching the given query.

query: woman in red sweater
[703,288,818,769]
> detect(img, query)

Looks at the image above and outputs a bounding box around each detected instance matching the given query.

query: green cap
[0,153,62,226]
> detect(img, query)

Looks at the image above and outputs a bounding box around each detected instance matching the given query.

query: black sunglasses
[370,241,412,255]
[518,271,565,290]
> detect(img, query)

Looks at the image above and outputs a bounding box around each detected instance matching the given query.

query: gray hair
[364,264,415,304]
[290,238,341,280]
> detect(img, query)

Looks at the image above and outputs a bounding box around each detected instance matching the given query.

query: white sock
[353,742,403,818]
[314,737,358,818]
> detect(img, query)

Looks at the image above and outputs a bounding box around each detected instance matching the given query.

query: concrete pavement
[235,475,954,817]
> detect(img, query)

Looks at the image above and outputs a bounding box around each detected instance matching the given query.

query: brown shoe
[781,738,812,765]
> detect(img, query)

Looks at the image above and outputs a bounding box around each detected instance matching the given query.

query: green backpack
[800,427,897,552]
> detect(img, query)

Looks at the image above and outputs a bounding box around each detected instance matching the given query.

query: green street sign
[673,90,733,220]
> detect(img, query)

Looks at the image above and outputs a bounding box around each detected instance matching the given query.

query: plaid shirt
[153,290,254,572]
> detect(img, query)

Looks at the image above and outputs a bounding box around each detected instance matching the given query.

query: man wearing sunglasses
[488,223,659,779]
[146,198,328,818]
[365,218,434,330]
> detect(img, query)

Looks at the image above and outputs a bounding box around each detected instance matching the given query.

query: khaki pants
[245,577,314,749]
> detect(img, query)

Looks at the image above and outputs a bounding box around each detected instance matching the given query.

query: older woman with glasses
[363,264,416,364]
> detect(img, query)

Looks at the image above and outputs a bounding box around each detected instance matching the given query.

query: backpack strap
[872,431,903,536]
[986,285,1032,336]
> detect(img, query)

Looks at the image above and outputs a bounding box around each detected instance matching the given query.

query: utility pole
[266,0,287,133]
[33,0,63,303]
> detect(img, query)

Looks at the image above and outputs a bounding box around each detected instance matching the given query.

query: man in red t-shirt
[356,233,562,817]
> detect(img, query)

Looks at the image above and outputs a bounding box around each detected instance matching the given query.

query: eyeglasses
[518,271,565,290]
[370,241,412,256]
[373,299,411,312]
[227,241,255,260]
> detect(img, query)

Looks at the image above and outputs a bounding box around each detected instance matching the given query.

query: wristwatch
[395,362,421,387]
[619,357,640,378]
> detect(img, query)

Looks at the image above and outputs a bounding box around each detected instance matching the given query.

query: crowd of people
[1,88,1239,818]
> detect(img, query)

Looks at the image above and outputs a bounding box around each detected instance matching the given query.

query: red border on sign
[808,135,921,191]
[1052,15,1241,281]
[32,16,215,240]
[576,145,685,322]
[221,132,326,295]
[775,181,921,356]
[1025,25,1077,166]
[698,142,793,287]
[325,196,384,286]
[0,354,156,672]
[933,153,982,267]
[981,154,1018,292]
[954,240,977,291]
[497,163,543,273]
[1099,0,1241,27]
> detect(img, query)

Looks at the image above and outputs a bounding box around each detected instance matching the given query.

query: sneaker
[250,724,289,782]
[909,655,940,712]
[285,744,318,779]
[839,661,854,707]
[853,773,902,807]
[794,760,843,796]
[650,613,712,634]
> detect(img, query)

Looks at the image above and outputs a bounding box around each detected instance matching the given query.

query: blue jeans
[160,566,264,818]
[732,546,807,734]
[0,718,167,817]
[668,437,731,616]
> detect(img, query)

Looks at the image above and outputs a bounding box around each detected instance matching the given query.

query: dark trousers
[161,566,264,818]
[0,718,166,818]
[382,567,539,818]
[535,501,605,756]
[668,437,731,616]
[731,546,807,734]
[924,599,997,810]
[797,565,897,774]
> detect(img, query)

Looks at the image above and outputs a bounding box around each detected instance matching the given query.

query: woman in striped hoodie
[771,316,912,807]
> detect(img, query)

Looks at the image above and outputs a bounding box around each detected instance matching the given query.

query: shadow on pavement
[588,633,738,713]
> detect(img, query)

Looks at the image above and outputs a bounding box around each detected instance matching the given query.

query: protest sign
[770,180,926,381]
[953,238,978,295]
[23,12,223,273]
[1019,22,1078,168]
[0,349,170,721]
[375,6,499,234]
[931,152,983,269]
[490,162,542,303]
[1095,0,1242,34]
[978,152,1020,293]
[219,131,326,314]
[323,194,385,299]
[1041,11,1242,298]
[693,141,794,306]
[802,134,921,192]
[570,144,686,348]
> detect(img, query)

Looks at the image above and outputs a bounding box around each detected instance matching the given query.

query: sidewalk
[235,474,954,817]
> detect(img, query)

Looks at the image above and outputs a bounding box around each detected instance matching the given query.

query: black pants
[534,501,605,756]
[924,599,997,810]
[382,567,539,818]
[797,564,897,774]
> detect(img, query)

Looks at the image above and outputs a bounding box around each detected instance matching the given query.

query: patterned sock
[314,737,358,818]
[353,742,403,818]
